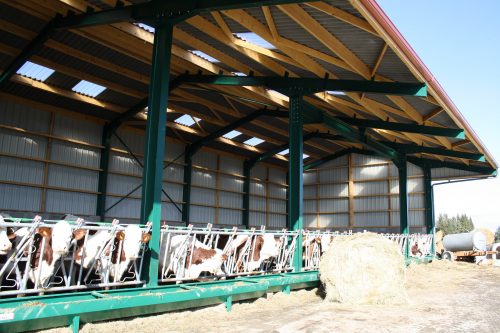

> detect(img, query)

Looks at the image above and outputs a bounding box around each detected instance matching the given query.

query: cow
[0,216,16,256]
[411,241,423,257]
[320,234,335,254]
[74,219,119,269]
[101,224,151,282]
[159,234,226,280]
[27,220,85,287]
[302,234,322,268]
[228,234,281,272]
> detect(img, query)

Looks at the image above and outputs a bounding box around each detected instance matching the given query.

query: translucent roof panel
[234,32,276,49]
[16,61,55,82]
[135,23,155,33]
[223,130,242,140]
[72,80,107,97]
[243,137,265,146]
[175,114,201,127]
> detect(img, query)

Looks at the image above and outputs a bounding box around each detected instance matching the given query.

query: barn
[0,0,497,332]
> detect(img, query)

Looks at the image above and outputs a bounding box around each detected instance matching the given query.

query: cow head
[0,215,20,255]
[50,221,85,255]
[259,234,280,260]
[115,225,151,260]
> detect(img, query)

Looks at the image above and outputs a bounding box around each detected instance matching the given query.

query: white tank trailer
[443,232,487,252]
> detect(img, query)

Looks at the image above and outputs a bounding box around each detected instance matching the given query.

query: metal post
[181,146,193,225]
[288,94,303,272]
[96,124,112,221]
[242,160,251,228]
[396,155,409,257]
[423,166,435,255]
[140,22,173,287]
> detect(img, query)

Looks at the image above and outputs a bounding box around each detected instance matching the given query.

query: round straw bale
[319,232,407,305]
[474,228,495,245]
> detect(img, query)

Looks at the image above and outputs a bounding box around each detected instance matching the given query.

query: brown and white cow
[228,234,281,272]
[27,220,86,287]
[101,224,151,281]
[160,234,226,280]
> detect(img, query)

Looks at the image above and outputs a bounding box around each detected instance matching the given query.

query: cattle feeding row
[0,215,433,298]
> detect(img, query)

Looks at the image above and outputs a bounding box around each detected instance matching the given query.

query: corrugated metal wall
[0,100,286,228]
[304,153,427,232]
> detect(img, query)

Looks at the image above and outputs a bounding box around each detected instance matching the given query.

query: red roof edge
[355,0,497,170]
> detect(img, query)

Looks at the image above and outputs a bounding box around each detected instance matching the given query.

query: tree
[437,213,474,236]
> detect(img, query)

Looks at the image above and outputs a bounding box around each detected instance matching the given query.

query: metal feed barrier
[158,224,299,282]
[0,218,150,297]
[1,217,436,298]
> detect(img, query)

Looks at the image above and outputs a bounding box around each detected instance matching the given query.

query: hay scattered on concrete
[474,228,495,245]
[319,232,407,305]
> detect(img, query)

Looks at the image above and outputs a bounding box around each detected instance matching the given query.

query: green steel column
[396,155,409,257]
[140,22,173,287]
[288,94,303,272]
[181,146,193,225]
[96,124,112,221]
[423,166,435,254]
[242,160,251,228]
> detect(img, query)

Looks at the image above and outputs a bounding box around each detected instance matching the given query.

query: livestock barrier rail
[0,216,435,332]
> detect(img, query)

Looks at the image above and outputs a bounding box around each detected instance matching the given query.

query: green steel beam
[337,117,465,138]
[303,148,377,171]
[396,155,409,258]
[382,141,485,161]
[54,0,320,28]
[175,74,427,97]
[0,272,318,333]
[407,156,496,175]
[0,15,61,89]
[300,104,399,160]
[140,22,173,287]
[96,124,113,220]
[423,166,435,255]
[288,94,303,272]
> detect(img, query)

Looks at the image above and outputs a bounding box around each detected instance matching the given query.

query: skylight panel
[267,89,289,100]
[72,80,106,97]
[16,61,55,82]
[244,137,265,147]
[278,149,289,155]
[175,114,200,127]
[135,23,155,33]
[223,130,242,140]
[326,90,346,96]
[232,72,247,77]
[190,50,220,63]
[303,154,310,160]
[234,32,276,49]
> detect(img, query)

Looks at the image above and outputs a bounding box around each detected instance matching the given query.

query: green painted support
[225,295,233,312]
[174,74,427,97]
[140,22,173,287]
[382,141,485,161]
[337,117,465,138]
[181,146,193,225]
[423,167,435,255]
[300,103,399,160]
[54,0,321,29]
[407,156,496,175]
[396,155,409,257]
[303,148,376,171]
[70,316,80,333]
[96,124,112,220]
[0,272,319,333]
[288,94,304,272]
[0,15,61,89]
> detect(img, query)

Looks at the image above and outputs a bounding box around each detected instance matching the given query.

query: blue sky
[378,0,500,232]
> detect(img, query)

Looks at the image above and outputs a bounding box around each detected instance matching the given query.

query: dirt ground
[40,260,500,333]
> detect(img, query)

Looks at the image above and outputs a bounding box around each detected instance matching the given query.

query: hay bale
[474,228,495,245]
[319,232,407,305]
